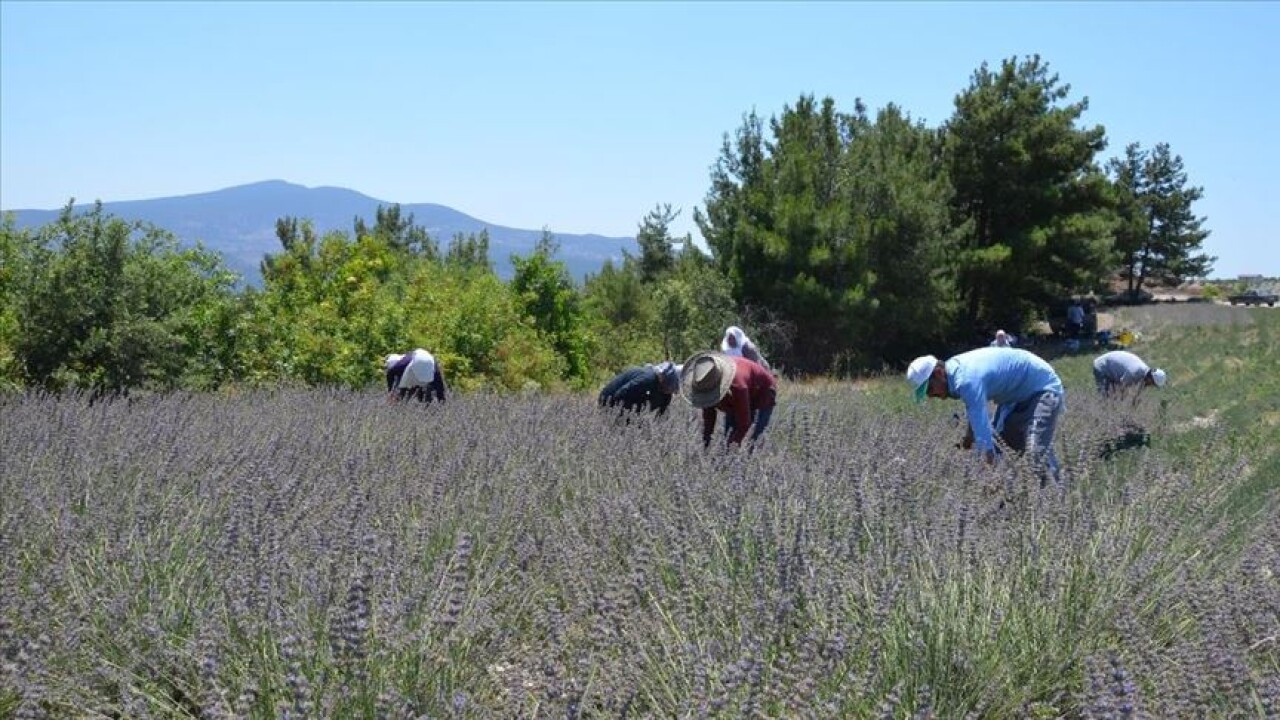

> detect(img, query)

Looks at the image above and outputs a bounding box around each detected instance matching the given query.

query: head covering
[680,352,737,408]
[721,326,748,356]
[906,355,939,402]
[385,353,404,370]
[1151,368,1167,387]
[653,361,682,393]
[993,330,1010,347]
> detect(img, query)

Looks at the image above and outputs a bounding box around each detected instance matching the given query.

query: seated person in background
[1065,302,1086,338]
[385,349,447,404]
[990,329,1017,347]
[598,361,682,415]
[721,326,770,371]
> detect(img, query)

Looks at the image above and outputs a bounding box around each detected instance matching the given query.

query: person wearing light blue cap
[907,347,1065,486]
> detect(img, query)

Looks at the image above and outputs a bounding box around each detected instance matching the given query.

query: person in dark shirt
[680,351,777,447]
[598,361,681,415]
[385,349,447,404]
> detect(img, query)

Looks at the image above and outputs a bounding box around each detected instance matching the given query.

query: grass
[0,304,1277,718]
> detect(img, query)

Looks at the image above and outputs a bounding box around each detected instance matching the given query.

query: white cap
[1151,368,1167,387]
[906,355,938,400]
[385,353,404,370]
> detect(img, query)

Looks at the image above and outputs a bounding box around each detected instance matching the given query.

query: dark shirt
[702,356,777,445]
[599,366,673,414]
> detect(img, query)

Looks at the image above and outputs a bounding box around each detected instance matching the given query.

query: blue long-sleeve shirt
[946,347,1063,453]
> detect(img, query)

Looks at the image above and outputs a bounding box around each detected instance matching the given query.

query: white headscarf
[720,326,750,356]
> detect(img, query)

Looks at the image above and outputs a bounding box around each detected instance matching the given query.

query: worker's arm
[431,366,447,403]
[726,387,752,445]
[701,407,718,447]
[962,393,997,462]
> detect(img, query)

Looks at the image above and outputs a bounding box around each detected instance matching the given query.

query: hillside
[4,180,637,284]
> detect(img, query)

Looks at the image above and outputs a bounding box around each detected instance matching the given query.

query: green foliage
[400,261,564,391]
[245,225,406,386]
[1108,142,1215,291]
[944,55,1116,334]
[445,228,493,272]
[510,231,594,382]
[840,104,959,368]
[697,95,958,372]
[354,203,439,258]
[633,203,683,282]
[652,249,737,362]
[6,202,239,393]
[583,206,737,376]
[0,214,32,390]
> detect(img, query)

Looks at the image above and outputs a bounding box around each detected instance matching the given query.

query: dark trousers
[723,406,775,443]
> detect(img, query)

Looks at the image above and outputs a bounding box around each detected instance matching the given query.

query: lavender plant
[0,350,1275,717]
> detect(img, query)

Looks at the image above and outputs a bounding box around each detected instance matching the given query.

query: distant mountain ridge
[4,180,637,284]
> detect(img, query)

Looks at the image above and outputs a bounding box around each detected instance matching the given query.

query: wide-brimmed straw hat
[680,352,736,408]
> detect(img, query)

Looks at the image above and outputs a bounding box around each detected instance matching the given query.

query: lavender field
[2,308,1278,718]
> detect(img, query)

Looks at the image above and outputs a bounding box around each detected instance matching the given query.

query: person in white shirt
[1092,350,1167,397]
[385,349,447,403]
[990,329,1016,347]
[720,326,770,371]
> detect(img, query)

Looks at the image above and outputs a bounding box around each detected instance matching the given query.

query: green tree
[0,214,34,389]
[633,203,684,282]
[696,95,958,372]
[697,95,872,372]
[652,248,737,364]
[11,202,239,392]
[843,104,958,368]
[246,224,406,386]
[355,204,438,258]
[1108,142,1214,292]
[445,229,493,272]
[943,55,1115,335]
[510,230,594,381]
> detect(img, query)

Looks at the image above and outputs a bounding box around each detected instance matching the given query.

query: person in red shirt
[680,351,777,447]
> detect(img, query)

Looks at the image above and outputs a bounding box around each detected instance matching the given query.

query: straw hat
[680,352,736,408]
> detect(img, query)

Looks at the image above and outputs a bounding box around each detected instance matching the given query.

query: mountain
[3,180,637,284]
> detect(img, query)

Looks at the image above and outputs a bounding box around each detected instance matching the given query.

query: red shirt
[702,356,777,445]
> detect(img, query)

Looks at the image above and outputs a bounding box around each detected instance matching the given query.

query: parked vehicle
[1227,289,1278,306]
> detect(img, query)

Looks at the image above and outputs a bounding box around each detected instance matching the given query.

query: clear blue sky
[3,1,1277,278]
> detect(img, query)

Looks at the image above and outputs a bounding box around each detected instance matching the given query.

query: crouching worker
[1092,350,1167,398]
[907,347,1064,486]
[681,351,777,448]
[385,349,447,404]
[598,361,682,415]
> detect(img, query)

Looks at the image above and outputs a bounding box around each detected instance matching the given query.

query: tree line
[0,55,1213,394]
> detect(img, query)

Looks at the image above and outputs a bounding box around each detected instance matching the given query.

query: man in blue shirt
[907,347,1065,486]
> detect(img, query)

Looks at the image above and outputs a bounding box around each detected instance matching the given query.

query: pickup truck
[1227,289,1278,307]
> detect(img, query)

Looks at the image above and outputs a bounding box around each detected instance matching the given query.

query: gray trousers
[997,390,1064,486]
